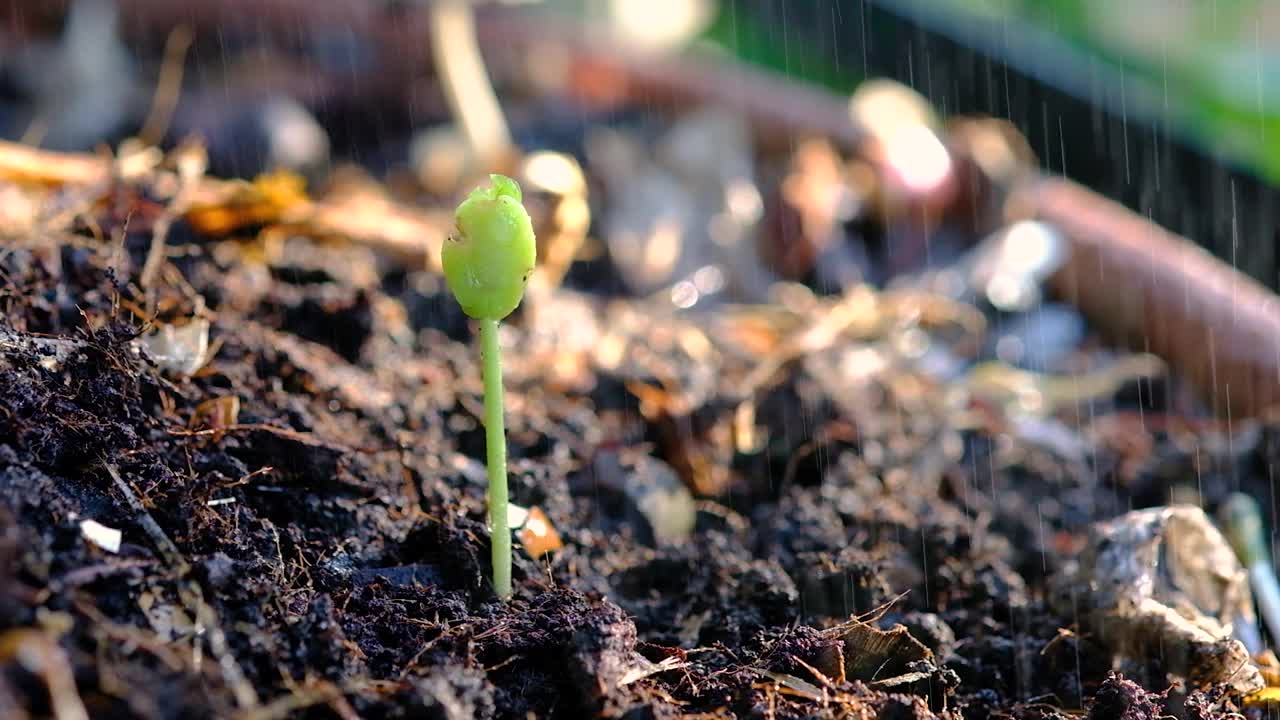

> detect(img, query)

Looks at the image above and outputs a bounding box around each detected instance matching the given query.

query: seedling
[442,174,536,599]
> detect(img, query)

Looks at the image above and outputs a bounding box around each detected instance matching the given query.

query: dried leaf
[819,620,933,682]
[0,139,108,187]
[1245,687,1280,708]
[1055,506,1263,694]
[190,396,241,441]
[517,506,563,558]
[617,655,688,687]
[135,318,211,376]
[759,671,826,702]
[185,171,309,235]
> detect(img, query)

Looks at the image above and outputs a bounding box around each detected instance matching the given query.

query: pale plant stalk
[480,317,511,598]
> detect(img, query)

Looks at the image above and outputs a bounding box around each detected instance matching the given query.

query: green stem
[480,317,511,598]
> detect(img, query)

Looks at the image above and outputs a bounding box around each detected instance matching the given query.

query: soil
[0,109,1273,720]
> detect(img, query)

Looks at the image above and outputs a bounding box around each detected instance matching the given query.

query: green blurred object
[704,0,1280,183]
[1222,492,1271,569]
[936,0,1280,182]
[1220,493,1280,652]
[702,3,856,93]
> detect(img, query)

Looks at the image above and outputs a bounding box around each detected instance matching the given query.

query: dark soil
[0,180,1269,717]
[0,121,1271,720]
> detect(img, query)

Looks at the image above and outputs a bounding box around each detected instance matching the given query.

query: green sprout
[442,174,536,599]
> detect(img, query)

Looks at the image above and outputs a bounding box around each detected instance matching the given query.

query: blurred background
[9,4,1280,713]
[1,0,1277,291]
